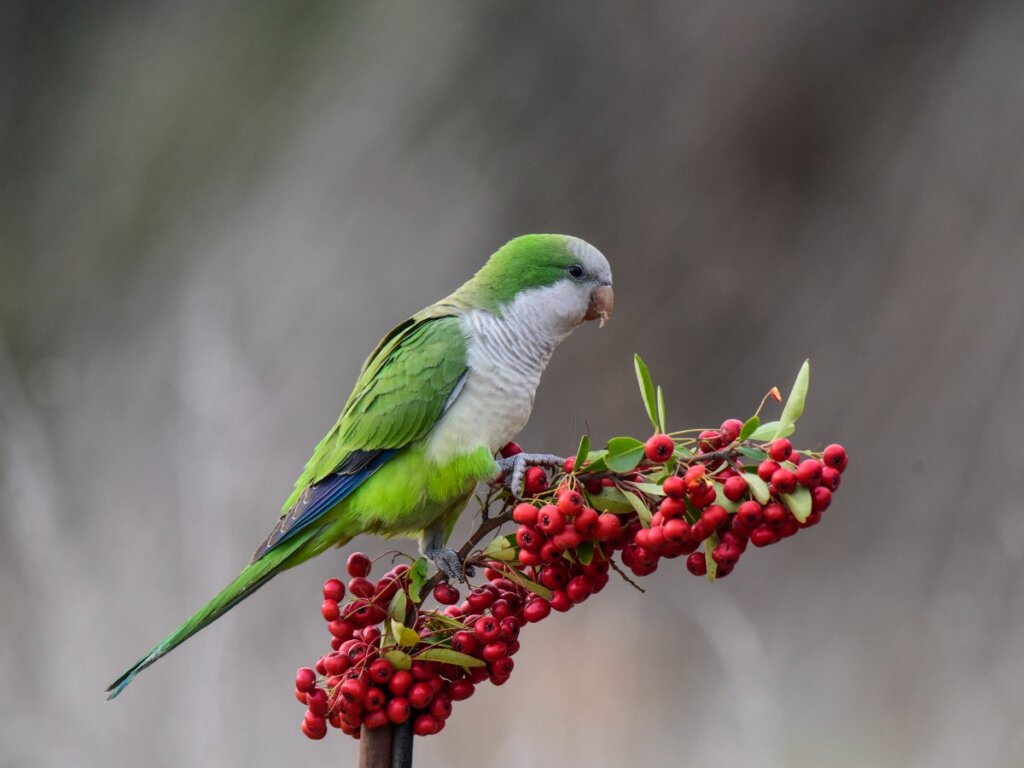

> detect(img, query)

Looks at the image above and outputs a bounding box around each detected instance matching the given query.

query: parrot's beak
[585,284,614,328]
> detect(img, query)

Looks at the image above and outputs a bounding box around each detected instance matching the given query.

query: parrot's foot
[495,453,564,499]
[425,547,473,583]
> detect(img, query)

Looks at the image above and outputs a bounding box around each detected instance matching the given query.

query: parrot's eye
[567,264,585,279]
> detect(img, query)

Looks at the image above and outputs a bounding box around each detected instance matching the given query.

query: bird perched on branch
[107,233,613,698]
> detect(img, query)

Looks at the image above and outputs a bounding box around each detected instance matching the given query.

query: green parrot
[106,233,613,699]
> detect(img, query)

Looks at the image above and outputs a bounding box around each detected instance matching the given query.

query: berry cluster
[293,359,848,742]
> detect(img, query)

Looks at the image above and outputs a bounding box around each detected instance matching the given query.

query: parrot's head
[469,234,614,336]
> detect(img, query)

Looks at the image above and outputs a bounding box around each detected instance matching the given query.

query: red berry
[512,502,538,526]
[466,586,495,612]
[823,444,848,472]
[302,717,327,740]
[749,525,779,547]
[295,667,317,693]
[821,466,842,491]
[769,468,797,495]
[388,670,414,696]
[413,714,439,736]
[566,575,594,603]
[663,518,691,544]
[563,456,577,473]
[686,552,707,575]
[687,482,716,509]
[538,564,570,590]
[321,599,340,622]
[473,616,501,643]
[448,679,475,701]
[407,682,434,709]
[368,658,394,685]
[723,475,748,502]
[712,543,738,567]
[410,660,434,681]
[524,597,552,623]
[662,475,686,499]
[719,418,744,444]
[550,590,572,612]
[433,582,460,605]
[387,697,411,724]
[515,525,543,553]
[737,500,763,526]
[490,656,515,677]
[594,513,622,541]
[523,466,548,496]
[768,438,793,462]
[322,578,345,602]
[551,527,582,551]
[573,507,600,537]
[500,441,522,458]
[430,693,453,720]
[683,465,707,489]
[536,505,566,535]
[327,619,355,640]
[346,552,372,578]
[698,429,722,452]
[757,460,781,482]
[558,489,585,517]
[701,505,728,530]
[451,630,479,655]
[340,677,367,703]
[363,686,386,711]
[644,434,675,463]
[811,486,832,512]
[482,641,509,662]
[796,459,823,488]
[658,496,687,519]
[348,576,375,599]
[763,502,787,529]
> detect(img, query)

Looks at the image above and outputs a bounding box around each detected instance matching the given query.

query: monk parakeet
[107,233,613,699]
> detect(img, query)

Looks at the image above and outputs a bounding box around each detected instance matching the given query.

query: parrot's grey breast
[423,287,579,464]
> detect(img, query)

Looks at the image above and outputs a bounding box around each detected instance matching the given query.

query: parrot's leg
[495,453,565,499]
[421,523,474,583]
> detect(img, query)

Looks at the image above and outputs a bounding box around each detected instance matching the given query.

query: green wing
[252,305,470,559]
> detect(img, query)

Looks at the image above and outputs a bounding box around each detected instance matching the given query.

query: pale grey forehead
[566,236,613,284]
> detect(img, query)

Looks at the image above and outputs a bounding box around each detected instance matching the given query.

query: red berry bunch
[293,359,848,742]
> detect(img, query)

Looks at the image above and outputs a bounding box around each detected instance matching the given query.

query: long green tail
[106,536,307,699]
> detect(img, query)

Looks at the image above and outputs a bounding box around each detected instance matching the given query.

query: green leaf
[408,557,429,603]
[606,436,646,473]
[782,486,812,524]
[656,385,667,433]
[748,421,783,442]
[628,482,666,497]
[501,567,553,599]
[745,472,771,504]
[739,415,761,441]
[573,434,590,473]
[634,354,659,432]
[383,649,412,670]
[622,489,653,527]
[575,539,594,566]
[586,485,634,514]
[737,445,769,462]
[415,649,485,669]
[704,532,719,583]
[582,450,609,474]
[483,534,517,561]
[774,360,810,440]
[712,482,739,514]
[390,618,420,648]
[388,589,408,625]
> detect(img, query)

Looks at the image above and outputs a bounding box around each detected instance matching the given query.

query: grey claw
[425,547,472,583]
[495,453,565,499]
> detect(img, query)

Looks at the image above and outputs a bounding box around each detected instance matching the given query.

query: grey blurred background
[2,1,1023,766]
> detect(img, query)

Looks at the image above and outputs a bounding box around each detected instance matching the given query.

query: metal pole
[356,720,414,767]
[391,720,414,768]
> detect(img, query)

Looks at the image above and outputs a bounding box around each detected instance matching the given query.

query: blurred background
[2,1,1023,765]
